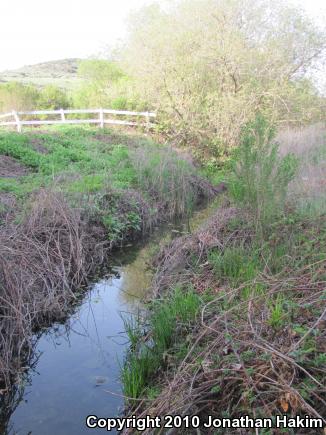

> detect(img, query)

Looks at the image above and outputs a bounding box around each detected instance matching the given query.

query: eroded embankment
[0,127,218,388]
[121,203,326,435]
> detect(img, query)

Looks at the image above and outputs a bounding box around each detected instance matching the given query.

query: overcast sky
[0,0,325,71]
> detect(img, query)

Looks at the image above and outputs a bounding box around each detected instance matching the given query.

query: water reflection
[0,375,30,435]
[3,276,133,435]
[1,202,217,435]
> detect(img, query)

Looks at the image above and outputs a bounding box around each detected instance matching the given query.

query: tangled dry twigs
[123,208,326,434]
[0,190,101,387]
[152,207,248,294]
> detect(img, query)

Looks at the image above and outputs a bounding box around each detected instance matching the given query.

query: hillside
[0,58,84,89]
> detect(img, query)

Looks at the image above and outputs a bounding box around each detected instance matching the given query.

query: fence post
[99,108,104,128]
[60,108,65,122]
[145,111,150,132]
[12,111,22,132]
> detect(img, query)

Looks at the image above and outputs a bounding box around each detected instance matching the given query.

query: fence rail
[0,108,156,132]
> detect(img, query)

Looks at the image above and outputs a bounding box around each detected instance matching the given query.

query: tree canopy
[122,0,325,157]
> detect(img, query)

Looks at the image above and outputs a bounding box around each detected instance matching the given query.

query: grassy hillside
[0,59,83,90]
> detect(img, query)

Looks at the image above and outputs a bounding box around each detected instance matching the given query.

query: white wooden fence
[0,108,156,132]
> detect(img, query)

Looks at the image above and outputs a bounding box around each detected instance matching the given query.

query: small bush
[0,82,39,112]
[38,85,71,110]
[230,115,298,228]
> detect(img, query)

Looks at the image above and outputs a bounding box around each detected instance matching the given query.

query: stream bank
[0,201,219,435]
[0,126,218,391]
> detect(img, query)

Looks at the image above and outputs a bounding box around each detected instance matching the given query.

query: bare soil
[0,155,30,178]
[27,137,49,154]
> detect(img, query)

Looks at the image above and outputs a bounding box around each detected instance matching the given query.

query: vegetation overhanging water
[0,201,216,435]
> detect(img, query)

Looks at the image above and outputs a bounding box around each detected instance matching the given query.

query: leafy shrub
[230,115,298,227]
[0,82,71,113]
[38,85,71,110]
[123,0,325,157]
[0,82,39,112]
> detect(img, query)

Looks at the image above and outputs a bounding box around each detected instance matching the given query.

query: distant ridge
[0,58,84,89]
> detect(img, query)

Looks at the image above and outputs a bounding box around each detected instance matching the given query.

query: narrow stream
[0,203,216,435]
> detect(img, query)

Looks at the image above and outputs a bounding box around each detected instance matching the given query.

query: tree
[78,59,124,86]
[74,59,125,107]
[123,0,325,158]
[0,82,39,112]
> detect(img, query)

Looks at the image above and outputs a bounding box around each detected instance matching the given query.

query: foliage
[0,82,39,112]
[121,286,200,400]
[0,81,71,113]
[130,145,199,218]
[229,115,298,227]
[37,85,71,110]
[78,59,125,86]
[73,59,144,110]
[123,0,325,157]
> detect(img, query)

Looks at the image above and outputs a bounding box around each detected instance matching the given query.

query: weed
[120,348,158,399]
[122,313,143,351]
[267,294,288,329]
[151,286,200,352]
[120,286,201,401]
[130,145,202,218]
[208,245,260,286]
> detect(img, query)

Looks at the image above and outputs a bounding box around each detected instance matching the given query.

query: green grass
[121,286,201,401]
[0,126,206,240]
[0,127,137,195]
[151,286,200,352]
[120,348,159,399]
[0,126,199,201]
[208,245,261,286]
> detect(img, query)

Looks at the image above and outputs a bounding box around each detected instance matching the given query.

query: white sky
[0,0,325,71]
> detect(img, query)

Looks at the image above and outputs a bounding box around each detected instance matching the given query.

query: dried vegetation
[121,122,326,434]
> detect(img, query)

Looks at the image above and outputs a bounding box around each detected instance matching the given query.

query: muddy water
[0,202,217,435]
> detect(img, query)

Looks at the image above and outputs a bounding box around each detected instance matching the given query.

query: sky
[0,0,325,71]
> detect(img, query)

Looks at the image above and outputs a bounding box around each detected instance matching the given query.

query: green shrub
[0,81,39,112]
[230,115,298,228]
[38,85,71,110]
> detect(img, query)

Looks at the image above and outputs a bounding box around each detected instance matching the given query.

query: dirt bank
[0,155,30,178]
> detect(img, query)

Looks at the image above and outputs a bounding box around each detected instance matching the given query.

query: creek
[0,202,216,435]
